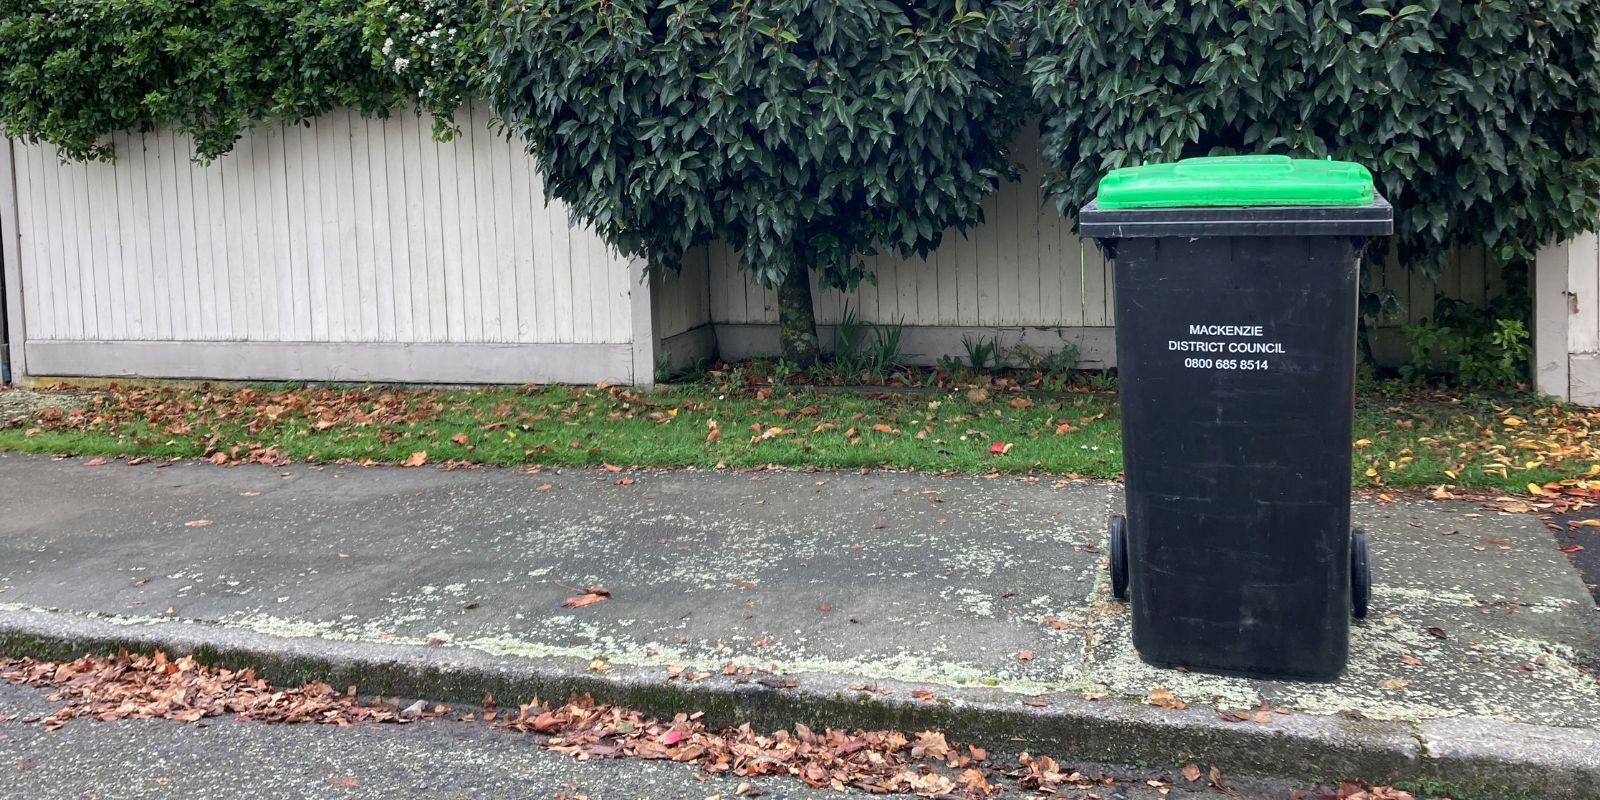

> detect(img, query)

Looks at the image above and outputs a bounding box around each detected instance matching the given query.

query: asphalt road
[0,683,1405,800]
[1550,507,1600,608]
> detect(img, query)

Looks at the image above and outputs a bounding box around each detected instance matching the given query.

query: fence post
[1533,241,1571,401]
[629,256,656,390]
[0,138,25,385]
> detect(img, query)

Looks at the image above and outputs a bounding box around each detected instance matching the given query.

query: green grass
[1,380,1594,492]
[0,384,1123,475]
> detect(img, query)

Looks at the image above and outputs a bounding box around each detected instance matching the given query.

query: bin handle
[1174,155,1293,174]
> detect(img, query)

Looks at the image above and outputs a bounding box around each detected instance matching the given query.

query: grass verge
[0,379,1593,491]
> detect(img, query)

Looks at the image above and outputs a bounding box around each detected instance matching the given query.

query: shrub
[1401,298,1531,387]
[0,0,485,161]
[487,0,1026,366]
[1024,0,1600,275]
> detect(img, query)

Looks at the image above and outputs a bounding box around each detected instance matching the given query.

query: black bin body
[1079,201,1392,681]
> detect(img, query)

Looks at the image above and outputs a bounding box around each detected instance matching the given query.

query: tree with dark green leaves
[489,0,1024,367]
[1025,0,1600,286]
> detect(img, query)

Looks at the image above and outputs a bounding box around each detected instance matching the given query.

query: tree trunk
[777,266,821,368]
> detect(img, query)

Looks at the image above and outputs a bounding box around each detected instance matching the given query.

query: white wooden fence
[694,126,1506,370]
[0,107,1539,390]
[1,104,651,386]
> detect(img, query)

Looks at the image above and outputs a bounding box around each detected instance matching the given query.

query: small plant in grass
[675,358,714,385]
[768,359,800,387]
[866,320,906,382]
[961,335,1002,371]
[832,303,873,382]
[715,365,751,393]
[1080,370,1117,392]
[829,306,905,384]
[1008,342,1081,391]
[1401,299,1530,389]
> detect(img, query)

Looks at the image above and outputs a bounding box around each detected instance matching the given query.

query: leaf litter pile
[0,650,1420,799]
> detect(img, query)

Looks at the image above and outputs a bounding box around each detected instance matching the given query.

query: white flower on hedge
[394,57,411,73]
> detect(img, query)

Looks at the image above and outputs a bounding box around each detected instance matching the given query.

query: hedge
[1024,0,1600,277]
[4,0,1598,293]
[0,0,482,161]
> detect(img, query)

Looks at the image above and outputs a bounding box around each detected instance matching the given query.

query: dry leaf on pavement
[562,586,611,608]
[1147,687,1185,710]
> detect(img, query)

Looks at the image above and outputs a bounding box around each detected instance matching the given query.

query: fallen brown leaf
[1209,766,1240,796]
[563,587,612,608]
[1147,687,1185,710]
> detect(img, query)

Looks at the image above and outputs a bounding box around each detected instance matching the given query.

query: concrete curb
[0,607,1590,800]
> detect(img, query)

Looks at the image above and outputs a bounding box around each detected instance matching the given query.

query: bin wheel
[1109,515,1130,602]
[1351,528,1371,620]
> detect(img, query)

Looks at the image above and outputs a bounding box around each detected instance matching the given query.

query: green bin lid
[1095,155,1375,209]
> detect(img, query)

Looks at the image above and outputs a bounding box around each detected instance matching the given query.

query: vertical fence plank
[185,135,217,341]
[546,172,576,342]
[528,166,559,343]
[109,134,141,339]
[67,150,98,339]
[467,104,501,342]
[0,140,27,375]
[170,133,203,341]
[282,123,311,342]
[1017,183,1042,326]
[887,255,911,326]
[347,111,378,340]
[1533,242,1571,399]
[489,122,521,343]
[26,142,54,341]
[393,114,422,343]
[416,113,448,342]
[261,127,292,341]
[1055,218,1083,329]
[1569,233,1600,356]
[299,122,330,342]
[976,191,999,325]
[44,142,79,339]
[995,180,1020,326]
[82,153,114,339]
[1081,238,1108,328]
[240,134,270,340]
[364,117,395,343]
[506,131,535,342]
[140,134,177,340]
